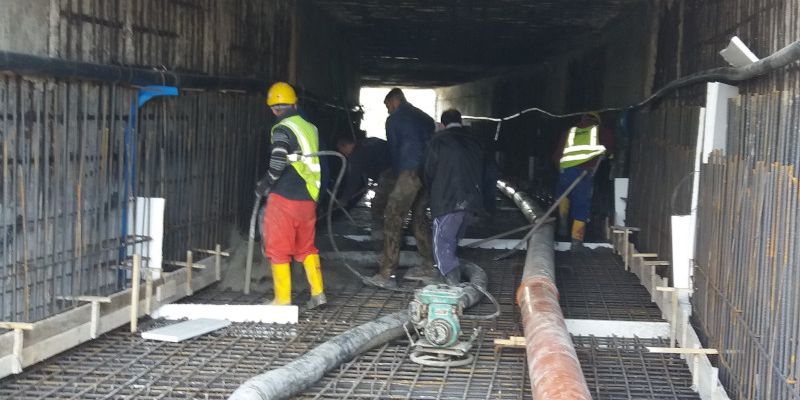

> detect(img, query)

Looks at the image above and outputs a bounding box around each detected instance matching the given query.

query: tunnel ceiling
[310,0,647,87]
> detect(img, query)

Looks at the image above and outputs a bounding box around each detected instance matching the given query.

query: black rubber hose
[635,40,800,108]
[228,260,490,400]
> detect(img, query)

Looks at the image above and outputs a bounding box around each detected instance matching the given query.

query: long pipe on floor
[228,261,489,400]
[497,181,592,399]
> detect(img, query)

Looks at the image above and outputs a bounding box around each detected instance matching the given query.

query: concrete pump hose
[228,261,489,400]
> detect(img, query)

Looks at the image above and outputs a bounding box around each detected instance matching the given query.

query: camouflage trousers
[378,170,434,277]
[370,170,394,222]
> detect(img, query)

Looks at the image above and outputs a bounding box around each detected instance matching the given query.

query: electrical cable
[462,40,800,123]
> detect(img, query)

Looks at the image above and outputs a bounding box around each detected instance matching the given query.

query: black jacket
[424,125,484,218]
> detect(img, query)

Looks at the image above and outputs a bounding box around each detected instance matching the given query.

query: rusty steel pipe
[497,180,591,399]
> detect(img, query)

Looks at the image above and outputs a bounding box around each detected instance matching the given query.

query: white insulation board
[141,318,231,342]
[151,303,298,324]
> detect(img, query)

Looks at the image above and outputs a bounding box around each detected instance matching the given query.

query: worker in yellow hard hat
[552,112,614,250]
[255,81,326,308]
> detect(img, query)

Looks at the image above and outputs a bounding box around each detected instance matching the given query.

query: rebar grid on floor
[556,248,664,321]
[575,336,698,400]
[0,245,699,399]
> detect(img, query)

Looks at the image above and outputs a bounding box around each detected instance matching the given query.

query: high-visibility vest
[272,115,321,201]
[559,125,607,169]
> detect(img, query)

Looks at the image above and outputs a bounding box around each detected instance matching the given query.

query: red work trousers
[262,193,318,264]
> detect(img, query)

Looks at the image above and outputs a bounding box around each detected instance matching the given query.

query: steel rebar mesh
[0,234,700,399]
[0,73,266,324]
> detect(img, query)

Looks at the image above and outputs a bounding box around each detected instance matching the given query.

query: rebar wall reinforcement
[625,1,800,397]
[0,73,266,324]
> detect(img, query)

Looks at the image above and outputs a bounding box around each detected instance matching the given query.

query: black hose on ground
[228,260,490,400]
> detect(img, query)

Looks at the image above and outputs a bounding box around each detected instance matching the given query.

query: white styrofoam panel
[614,178,629,226]
[554,242,614,251]
[342,235,612,251]
[702,82,739,163]
[719,36,759,67]
[141,318,231,342]
[128,197,165,280]
[151,304,298,324]
[671,215,694,305]
[565,319,670,339]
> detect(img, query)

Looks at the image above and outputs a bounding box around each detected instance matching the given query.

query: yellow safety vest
[272,115,321,201]
[559,125,607,169]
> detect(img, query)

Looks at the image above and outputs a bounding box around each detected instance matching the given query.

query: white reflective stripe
[566,127,577,147]
[282,120,312,154]
[564,126,600,153]
[589,126,598,146]
[564,144,607,153]
[315,181,321,187]
[560,151,605,163]
[280,120,320,173]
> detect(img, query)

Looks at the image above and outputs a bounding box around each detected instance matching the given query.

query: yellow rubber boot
[302,254,327,309]
[269,263,292,305]
[571,220,587,250]
[558,198,571,237]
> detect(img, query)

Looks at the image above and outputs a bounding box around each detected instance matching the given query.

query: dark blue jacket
[386,102,435,173]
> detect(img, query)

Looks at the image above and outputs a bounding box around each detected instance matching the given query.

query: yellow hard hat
[586,111,601,124]
[266,82,298,106]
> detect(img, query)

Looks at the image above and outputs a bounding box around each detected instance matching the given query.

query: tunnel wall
[644,1,800,399]
[0,0,360,323]
[0,0,292,78]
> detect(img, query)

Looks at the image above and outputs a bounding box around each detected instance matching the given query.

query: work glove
[255,176,271,197]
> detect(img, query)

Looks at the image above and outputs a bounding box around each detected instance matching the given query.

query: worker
[424,109,483,284]
[254,82,326,309]
[552,112,613,249]
[364,88,436,288]
[336,135,392,240]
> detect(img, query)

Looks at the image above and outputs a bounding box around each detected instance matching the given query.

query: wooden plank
[494,336,526,350]
[0,322,35,330]
[141,318,231,343]
[632,253,658,258]
[56,295,113,303]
